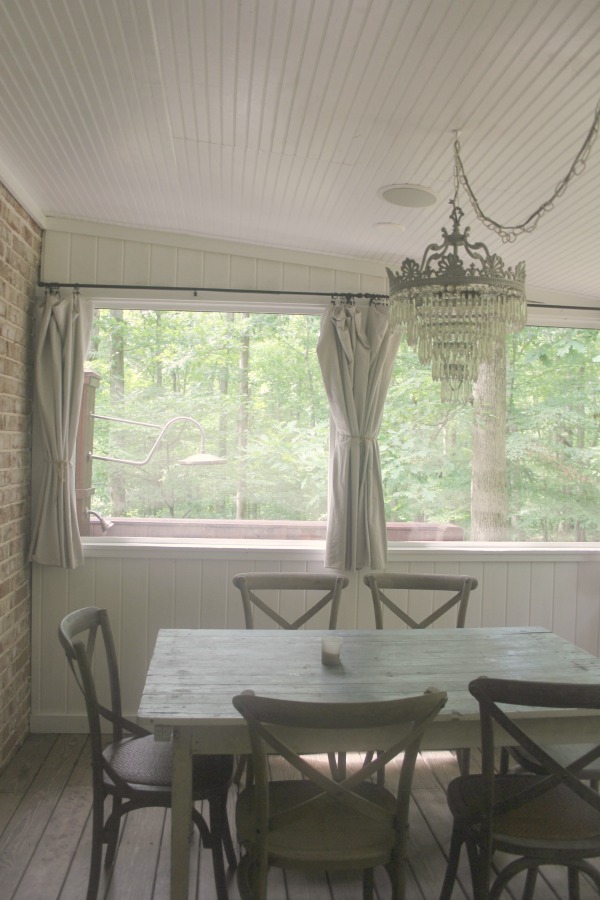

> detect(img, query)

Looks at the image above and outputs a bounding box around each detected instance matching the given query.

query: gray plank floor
[0,735,597,900]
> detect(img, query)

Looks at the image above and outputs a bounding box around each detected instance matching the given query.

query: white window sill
[80,536,600,563]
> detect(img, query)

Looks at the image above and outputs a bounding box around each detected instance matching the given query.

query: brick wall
[0,181,42,772]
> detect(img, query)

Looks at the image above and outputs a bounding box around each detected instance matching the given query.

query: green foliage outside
[86,309,600,541]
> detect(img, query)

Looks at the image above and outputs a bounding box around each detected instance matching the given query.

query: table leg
[171,727,193,900]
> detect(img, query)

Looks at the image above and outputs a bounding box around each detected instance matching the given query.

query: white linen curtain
[30,289,94,568]
[317,300,401,571]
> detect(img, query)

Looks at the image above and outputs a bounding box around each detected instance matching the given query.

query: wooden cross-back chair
[233,689,447,900]
[232,572,349,630]
[364,571,477,777]
[58,606,236,900]
[440,676,600,900]
[364,571,478,631]
[232,571,349,782]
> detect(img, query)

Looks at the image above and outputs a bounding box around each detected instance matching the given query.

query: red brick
[0,180,39,772]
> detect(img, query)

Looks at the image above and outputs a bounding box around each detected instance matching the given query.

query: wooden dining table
[138,626,600,900]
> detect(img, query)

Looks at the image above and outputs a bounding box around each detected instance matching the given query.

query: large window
[83,307,600,542]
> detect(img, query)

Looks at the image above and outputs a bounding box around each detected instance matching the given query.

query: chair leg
[221,803,238,870]
[362,867,374,900]
[567,866,580,900]
[569,860,600,895]
[456,748,470,776]
[209,796,232,900]
[192,806,212,848]
[86,793,105,900]
[236,853,253,900]
[103,796,122,868]
[328,751,346,781]
[438,828,464,900]
[522,867,538,900]
[233,754,247,785]
[489,858,540,900]
[466,838,490,900]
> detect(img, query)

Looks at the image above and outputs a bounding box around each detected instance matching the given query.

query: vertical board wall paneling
[40,222,388,295]
[575,562,600,656]
[40,565,71,717]
[506,561,532,626]
[176,247,204,286]
[32,552,600,732]
[147,558,176,646]
[196,559,225,629]
[70,233,97,283]
[173,558,203,629]
[528,562,555,635]
[150,243,178,284]
[231,254,257,289]
[98,237,125,282]
[480,562,508,627]
[256,258,283,290]
[552,562,581,646]
[120,558,152,715]
[123,241,151,284]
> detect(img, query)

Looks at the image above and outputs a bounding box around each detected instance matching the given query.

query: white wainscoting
[31,541,600,733]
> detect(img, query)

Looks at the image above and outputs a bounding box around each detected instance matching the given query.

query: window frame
[80,293,600,550]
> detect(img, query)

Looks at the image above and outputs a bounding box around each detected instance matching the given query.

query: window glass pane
[84,310,600,542]
[86,309,329,528]
[380,325,600,541]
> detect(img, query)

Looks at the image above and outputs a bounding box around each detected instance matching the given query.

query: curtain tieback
[337,433,376,442]
[50,459,70,484]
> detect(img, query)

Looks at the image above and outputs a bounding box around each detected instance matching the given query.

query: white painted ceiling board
[0,0,598,305]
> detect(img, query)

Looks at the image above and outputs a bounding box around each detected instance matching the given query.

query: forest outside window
[79,307,600,543]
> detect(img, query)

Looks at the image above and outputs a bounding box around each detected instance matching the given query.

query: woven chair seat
[237,780,397,866]
[448,773,600,844]
[105,736,233,790]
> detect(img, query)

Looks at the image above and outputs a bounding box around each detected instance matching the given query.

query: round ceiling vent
[373,221,406,231]
[379,184,437,207]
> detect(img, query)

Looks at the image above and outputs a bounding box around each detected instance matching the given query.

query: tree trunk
[109,309,127,515]
[236,314,250,519]
[471,338,508,540]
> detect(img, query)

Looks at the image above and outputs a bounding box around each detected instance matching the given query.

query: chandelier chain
[453,97,600,243]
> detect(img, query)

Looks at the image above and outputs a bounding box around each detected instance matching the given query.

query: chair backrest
[232,572,349,629]
[58,606,122,745]
[58,607,147,787]
[364,572,478,629]
[232,689,447,837]
[470,676,600,830]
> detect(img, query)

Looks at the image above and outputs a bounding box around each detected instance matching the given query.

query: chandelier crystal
[387,200,527,402]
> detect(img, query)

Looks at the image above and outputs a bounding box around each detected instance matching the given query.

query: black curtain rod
[39,280,337,298]
[38,280,600,312]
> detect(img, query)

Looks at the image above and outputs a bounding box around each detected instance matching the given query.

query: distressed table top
[138,626,600,753]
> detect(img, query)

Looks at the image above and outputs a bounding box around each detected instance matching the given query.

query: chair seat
[448,773,600,846]
[105,736,233,791]
[237,780,396,869]
[508,743,600,781]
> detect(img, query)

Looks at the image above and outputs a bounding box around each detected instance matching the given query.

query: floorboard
[0,737,599,899]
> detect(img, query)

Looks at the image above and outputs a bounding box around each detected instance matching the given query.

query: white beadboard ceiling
[0,0,599,305]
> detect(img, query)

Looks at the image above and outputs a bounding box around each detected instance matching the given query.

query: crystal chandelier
[386,100,600,402]
[387,196,526,402]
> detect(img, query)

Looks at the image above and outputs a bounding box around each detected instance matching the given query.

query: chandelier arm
[454,97,600,243]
